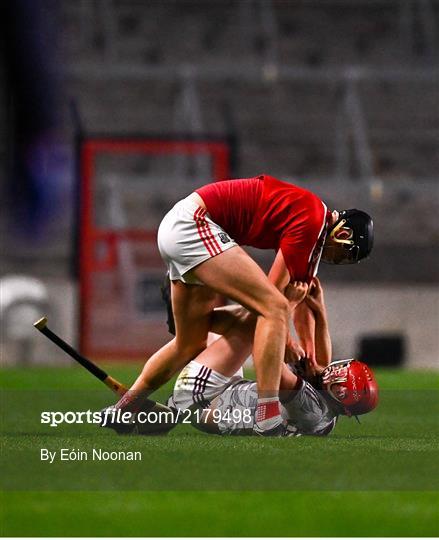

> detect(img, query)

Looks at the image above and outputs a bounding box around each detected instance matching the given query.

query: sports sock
[254,397,283,433]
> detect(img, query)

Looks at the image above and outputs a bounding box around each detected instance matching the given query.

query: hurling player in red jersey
[111,175,373,436]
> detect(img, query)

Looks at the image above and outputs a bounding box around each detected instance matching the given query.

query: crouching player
[168,278,379,436]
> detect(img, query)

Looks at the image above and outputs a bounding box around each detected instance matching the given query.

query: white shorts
[157,197,238,284]
[168,360,244,411]
[169,365,258,435]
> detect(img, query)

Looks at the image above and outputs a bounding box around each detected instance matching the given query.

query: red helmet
[322,359,379,416]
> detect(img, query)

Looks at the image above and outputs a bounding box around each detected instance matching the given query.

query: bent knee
[175,340,208,364]
[237,308,257,332]
[261,295,290,325]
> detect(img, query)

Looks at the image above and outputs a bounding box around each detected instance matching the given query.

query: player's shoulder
[293,183,326,214]
[262,174,317,194]
[299,189,328,235]
[261,174,304,192]
[264,176,325,209]
[302,380,324,403]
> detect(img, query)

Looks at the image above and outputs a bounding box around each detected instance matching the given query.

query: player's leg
[133,304,254,407]
[169,334,256,435]
[137,246,288,402]
[209,304,253,336]
[166,306,254,430]
[197,306,255,376]
[198,380,258,435]
[190,246,291,434]
[191,245,290,393]
[112,285,222,419]
[116,280,219,410]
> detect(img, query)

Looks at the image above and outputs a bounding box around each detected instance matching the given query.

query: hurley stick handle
[34,317,128,396]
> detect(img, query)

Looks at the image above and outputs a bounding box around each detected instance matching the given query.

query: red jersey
[195,175,328,282]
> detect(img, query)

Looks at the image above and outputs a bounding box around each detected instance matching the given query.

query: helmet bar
[324,209,373,265]
[329,358,355,367]
[328,219,354,246]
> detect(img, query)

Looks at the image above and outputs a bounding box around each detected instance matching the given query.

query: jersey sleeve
[282,380,337,436]
[280,199,328,283]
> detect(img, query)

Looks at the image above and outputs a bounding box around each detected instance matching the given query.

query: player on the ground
[102,279,378,436]
[168,278,379,436]
[112,174,373,436]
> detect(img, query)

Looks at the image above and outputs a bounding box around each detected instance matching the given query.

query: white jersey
[170,361,337,436]
[211,378,337,436]
[281,378,338,436]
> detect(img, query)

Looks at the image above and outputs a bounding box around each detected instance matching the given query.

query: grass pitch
[1,364,438,537]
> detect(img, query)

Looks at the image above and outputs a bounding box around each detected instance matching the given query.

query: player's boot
[135,403,179,436]
[282,423,302,437]
[253,422,286,436]
[100,401,179,435]
[254,421,302,437]
[100,405,137,434]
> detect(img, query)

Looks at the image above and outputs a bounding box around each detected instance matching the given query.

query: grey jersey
[281,378,338,436]
[213,378,337,436]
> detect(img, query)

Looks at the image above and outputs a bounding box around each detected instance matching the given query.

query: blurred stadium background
[1,0,438,369]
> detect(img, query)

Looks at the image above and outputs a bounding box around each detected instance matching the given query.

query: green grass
[1,491,437,537]
[1,365,438,537]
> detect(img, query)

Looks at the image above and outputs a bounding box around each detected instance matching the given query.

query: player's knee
[175,340,207,364]
[235,306,256,330]
[266,295,290,326]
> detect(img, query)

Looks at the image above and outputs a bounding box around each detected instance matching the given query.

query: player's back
[195,175,326,249]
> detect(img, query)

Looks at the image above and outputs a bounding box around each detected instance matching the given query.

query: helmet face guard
[323,209,374,265]
[322,359,379,416]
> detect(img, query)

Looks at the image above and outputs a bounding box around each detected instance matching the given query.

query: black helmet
[324,209,373,264]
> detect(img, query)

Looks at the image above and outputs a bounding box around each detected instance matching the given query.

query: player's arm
[293,302,316,362]
[304,278,332,368]
[267,249,290,292]
[279,362,299,390]
[283,280,309,363]
[272,247,318,370]
[278,230,324,373]
[268,250,307,361]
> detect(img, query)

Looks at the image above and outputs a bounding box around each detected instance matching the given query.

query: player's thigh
[191,246,288,317]
[201,381,256,435]
[171,280,219,352]
[210,304,255,336]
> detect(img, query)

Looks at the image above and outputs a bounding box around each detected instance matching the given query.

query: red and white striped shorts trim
[157,197,238,284]
[193,207,223,256]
